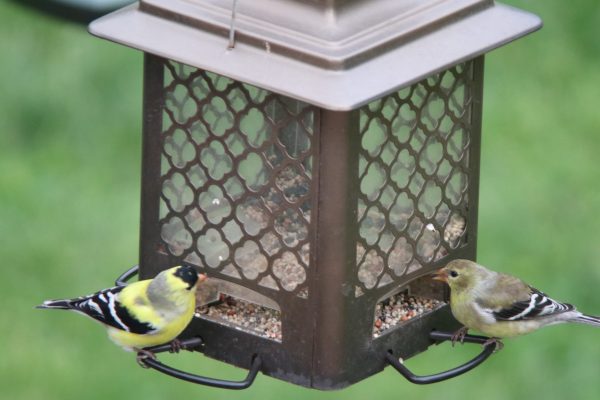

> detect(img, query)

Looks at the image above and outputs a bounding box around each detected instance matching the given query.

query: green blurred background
[1,0,599,398]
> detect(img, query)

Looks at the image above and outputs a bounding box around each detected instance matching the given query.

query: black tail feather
[36,299,72,310]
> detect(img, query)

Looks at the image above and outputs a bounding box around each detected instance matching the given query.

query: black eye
[449,270,458,278]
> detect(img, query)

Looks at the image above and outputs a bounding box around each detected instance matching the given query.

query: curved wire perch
[138,338,262,389]
[115,265,140,287]
[386,331,496,384]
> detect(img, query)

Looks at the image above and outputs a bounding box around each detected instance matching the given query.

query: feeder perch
[90,0,541,390]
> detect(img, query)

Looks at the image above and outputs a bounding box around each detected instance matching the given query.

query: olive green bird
[434,259,600,348]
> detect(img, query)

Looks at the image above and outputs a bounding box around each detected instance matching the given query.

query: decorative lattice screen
[158,60,316,298]
[356,62,474,293]
[155,59,476,301]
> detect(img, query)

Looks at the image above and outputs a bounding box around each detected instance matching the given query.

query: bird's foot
[135,349,157,368]
[169,339,182,354]
[450,326,469,346]
[483,337,504,352]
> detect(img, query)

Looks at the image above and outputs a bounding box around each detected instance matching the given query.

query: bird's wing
[474,273,573,322]
[66,284,158,334]
[491,287,574,321]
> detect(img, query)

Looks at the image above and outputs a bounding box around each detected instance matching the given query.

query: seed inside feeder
[373,292,444,338]
[372,275,447,338]
[196,295,283,342]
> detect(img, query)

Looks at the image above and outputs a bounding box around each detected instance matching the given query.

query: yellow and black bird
[38,265,206,359]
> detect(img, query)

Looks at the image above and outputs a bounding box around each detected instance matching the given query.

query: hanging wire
[228,0,239,49]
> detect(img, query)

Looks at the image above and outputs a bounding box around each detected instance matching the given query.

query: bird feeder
[90,0,541,390]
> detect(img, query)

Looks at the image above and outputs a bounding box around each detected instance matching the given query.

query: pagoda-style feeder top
[90,0,540,110]
[90,0,541,390]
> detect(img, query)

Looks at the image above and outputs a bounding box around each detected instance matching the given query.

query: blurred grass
[1,0,600,399]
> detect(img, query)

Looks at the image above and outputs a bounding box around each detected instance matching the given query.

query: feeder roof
[89,0,541,110]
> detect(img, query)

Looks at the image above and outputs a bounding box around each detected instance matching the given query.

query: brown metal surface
[89,1,540,109]
[137,0,488,69]
[137,54,484,388]
[139,54,168,280]
[310,109,360,385]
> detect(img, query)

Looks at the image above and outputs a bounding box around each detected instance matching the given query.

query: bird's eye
[449,270,458,278]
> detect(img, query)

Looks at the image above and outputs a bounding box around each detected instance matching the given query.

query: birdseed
[372,292,444,338]
[195,291,442,342]
[195,296,283,342]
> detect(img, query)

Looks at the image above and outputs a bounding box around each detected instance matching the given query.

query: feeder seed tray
[196,296,283,342]
[373,292,445,338]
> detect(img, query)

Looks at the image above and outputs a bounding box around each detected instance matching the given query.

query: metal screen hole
[372,276,446,338]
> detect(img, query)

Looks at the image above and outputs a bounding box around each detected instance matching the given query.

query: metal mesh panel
[158,60,316,297]
[356,61,474,292]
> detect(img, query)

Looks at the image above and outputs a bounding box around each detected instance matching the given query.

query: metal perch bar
[386,331,496,384]
[115,265,140,287]
[138,338,262,389]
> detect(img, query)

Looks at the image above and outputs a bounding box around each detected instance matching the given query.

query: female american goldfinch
[37,265,206,359]
[434,259,600,348]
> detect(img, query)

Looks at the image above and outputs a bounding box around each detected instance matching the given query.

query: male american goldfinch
[37,265,206,360]
[434,259,600,348]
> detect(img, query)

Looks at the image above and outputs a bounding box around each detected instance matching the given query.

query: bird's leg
[135,348,157,368]
[483,337,504,352]
[450,326,469,346]
[169,338,182,353]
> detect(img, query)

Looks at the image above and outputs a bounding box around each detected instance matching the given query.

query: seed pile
[373,292,444,338]
[195,292,442,341]
[196,296,282,341]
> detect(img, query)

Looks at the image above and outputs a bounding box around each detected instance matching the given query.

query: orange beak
[431,268,448,283]
[198,273,208,283]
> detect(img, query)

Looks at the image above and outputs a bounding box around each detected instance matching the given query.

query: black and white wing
[38,286,157,334]
[492,287,574,322]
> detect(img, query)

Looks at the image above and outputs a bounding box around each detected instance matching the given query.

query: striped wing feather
[492,287,574,321]
[66,285,157,334]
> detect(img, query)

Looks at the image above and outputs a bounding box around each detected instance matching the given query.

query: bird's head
[432,259,486,291]
[168,265,207,291]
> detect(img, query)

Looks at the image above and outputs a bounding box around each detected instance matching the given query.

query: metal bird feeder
[91,0,541,390]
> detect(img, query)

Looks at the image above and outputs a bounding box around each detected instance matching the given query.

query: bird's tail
[574,313,600,327]
[36,299,72,310]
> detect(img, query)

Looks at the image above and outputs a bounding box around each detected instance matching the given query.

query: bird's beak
[431,269,448,283]
[198,273,208,283]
